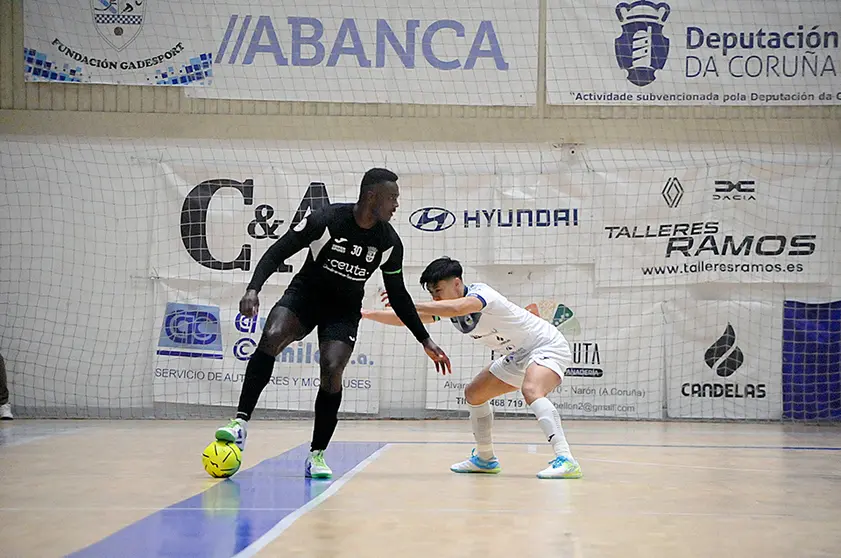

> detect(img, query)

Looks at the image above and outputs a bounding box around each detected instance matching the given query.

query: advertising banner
[24,0,213,85]
[151,167,597,287]
[399,173,593,266]
[152,282,381,413]
[593,163,837,287]
[665,299,783,419]
[546,0,841,105]
[184,0,539,105]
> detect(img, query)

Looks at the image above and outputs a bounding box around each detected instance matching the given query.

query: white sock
[529,397,573,459]
[468,401,495,461]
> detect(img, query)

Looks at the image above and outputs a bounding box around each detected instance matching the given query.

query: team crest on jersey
[92,0,145,51]
[365,246,377,263]
[451,312,482,333]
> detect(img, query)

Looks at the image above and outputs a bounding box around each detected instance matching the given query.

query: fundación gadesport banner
[546,0,841,105]
[23,0,213,85]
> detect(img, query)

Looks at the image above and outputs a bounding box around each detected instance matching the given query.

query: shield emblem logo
[91,0,145,51]
[614,1,671,86]
[366,246,377,263]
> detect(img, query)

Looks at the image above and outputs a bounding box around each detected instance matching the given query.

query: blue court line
[380,440,841,451]
[66,441,385,558]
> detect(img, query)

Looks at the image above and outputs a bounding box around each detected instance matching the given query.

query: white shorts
[488,340,572,389]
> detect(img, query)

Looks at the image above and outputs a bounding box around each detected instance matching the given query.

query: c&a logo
[681,322,766,399]
[157,302,223,359]
[180,180,329,272]
[614,1,671,87]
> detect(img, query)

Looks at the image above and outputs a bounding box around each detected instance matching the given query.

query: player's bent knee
[520,380,548,405]
[464,383,488,406]
[256,307,305,356]
[258,328,296,357]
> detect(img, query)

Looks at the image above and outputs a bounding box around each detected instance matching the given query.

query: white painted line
[0,426,93,448]
[231,444,391,558]
[585,457,776,474]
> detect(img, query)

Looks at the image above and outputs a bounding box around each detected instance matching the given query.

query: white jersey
[449,283,565,354]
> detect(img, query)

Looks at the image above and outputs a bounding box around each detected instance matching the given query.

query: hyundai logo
[409,207,456,232]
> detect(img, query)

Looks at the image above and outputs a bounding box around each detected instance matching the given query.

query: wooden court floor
[1,419,841,558]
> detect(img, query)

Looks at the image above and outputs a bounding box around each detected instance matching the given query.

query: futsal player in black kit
[215,168,452,478]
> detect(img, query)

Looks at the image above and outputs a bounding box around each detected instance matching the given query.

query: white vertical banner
[421,265,664,419]
[185,0,539,105]
[664,299,782,419]
[546,0,841,105]
[152,282,382,413]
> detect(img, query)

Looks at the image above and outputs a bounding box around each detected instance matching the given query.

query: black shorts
[274,284,361,347]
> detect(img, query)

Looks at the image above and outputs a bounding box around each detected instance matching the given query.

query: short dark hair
[360,167,398,196]
[419,257,463,289]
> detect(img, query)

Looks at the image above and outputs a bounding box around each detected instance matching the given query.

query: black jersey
[247,202,429,343]
[248,203,404,306]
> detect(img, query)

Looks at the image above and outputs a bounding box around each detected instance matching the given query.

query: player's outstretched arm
[415,296,484,318]
[380,236,451,374]
[381,274,452,374]
[240,211,326,317]
[379,235,433,343]
[246,229,312,293]
[381,272,434,342]
[362,308,438,326]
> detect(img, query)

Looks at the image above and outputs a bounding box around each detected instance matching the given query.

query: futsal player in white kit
[362,256,582,479]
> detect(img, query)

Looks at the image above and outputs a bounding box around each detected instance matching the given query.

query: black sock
[310,389,343,451]
[235,349,275,421]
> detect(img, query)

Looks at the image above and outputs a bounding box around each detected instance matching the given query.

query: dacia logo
[713,180,757,201]
[409,207,456,232]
